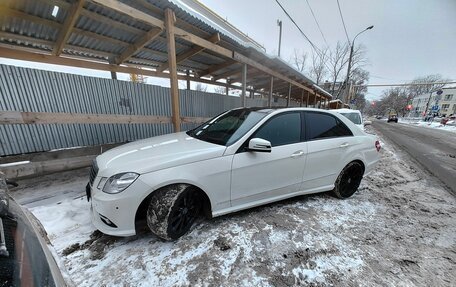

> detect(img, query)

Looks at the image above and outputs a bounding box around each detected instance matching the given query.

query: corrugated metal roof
[0,0,332,100]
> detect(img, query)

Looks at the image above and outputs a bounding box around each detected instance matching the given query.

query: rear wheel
[333,162,364,199]
[146,184,202,240]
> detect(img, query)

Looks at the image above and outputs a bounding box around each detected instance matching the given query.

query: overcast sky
[1,0,455,100]
[200,0,456,100]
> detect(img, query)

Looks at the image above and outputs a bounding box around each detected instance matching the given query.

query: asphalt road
[372,120,456,195]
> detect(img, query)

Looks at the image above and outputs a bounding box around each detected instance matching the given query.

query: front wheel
[146,184,202,240]
[332,162,364,199]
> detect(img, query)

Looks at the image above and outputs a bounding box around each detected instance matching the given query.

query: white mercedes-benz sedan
[87,107,380,240]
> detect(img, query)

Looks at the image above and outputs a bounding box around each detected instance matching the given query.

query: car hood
[96,132,226,176]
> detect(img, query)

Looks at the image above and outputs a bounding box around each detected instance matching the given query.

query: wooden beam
[174,27,232,59]
[181,117,211,124]
[91,0,164,29]
[53,0,85,56]
[198,60,236,78]
[0,111,211,125]
[157,33,220,72]
[0,46,164,77]
[165,9,181,132]
[213,68,242,81]
[0,47,262,95]
[0,111,172,125]
[116,27,162,64]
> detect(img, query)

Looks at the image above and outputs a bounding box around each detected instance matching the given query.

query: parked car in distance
[441,115,456,125]
[87,107,381,240]
[331,108,371,131]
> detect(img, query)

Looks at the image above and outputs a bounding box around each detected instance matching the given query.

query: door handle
[291,151,304,158]
[339,143,349,148]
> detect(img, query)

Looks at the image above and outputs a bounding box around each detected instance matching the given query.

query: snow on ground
[399,118,456,133]
[11,128,456,286]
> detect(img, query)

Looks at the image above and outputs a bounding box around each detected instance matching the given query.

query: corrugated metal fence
[0,64,298,156]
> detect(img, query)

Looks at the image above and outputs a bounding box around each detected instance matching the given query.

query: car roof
[234,107,335,114]
[330,108,361,114]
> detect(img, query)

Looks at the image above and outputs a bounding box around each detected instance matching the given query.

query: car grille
[88,160,99,186]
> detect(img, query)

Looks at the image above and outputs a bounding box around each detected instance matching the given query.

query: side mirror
[364,120,372,126]
[248,138,272,153]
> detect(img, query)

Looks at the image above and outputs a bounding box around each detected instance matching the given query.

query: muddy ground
[10,127,456,286]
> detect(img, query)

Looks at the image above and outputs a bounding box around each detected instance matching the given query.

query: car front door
[302,111,355,192]
[230,112,307,207]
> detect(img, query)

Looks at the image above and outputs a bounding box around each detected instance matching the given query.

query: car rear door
[302,111,355,192]
[230,112,307,207]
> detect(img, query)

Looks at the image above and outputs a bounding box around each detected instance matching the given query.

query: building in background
[411,87,456,117]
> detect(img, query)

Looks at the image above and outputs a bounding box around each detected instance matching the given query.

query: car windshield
[186,109,267,146]
[340,112,362,125]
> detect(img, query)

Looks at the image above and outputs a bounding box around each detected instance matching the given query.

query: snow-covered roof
[0,0,331,100]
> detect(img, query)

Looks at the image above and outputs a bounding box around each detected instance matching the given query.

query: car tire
[332,161,364,199]
[146,184,202,240]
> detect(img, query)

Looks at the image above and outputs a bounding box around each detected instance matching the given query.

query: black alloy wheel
[168,190,201,238]
[333,162,364,199]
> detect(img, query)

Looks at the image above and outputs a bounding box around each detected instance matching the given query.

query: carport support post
[313,90,317,107]
[165,9,181,132]
[306,92,309,107]
[186,70,190,90]
[108,58,117,80]
[268,76,274,107]
[241,63,247,107]
[226,79,231,96]
[300,90,304,107]
[287,83,292,107]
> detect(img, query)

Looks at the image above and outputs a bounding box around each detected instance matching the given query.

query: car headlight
[102,172,139,194]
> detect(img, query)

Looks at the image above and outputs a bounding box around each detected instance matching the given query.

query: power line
[336,0,350,44]
[354,81,456,87]
[305,0,329,47]
[274,0,321,55]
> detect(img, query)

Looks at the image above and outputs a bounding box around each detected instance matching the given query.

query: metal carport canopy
[0,0,332,131]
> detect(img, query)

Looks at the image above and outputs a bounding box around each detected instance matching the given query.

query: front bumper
[89,177,151,237]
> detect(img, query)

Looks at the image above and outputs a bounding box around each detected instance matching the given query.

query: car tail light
[375,140,381,152]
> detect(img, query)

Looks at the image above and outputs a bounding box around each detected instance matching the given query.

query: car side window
[306,112,352,140]
[253,112,301,147]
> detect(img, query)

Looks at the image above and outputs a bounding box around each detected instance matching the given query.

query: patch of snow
[399,118,456,133]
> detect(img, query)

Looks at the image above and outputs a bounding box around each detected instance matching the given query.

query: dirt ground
[10,127,456,286]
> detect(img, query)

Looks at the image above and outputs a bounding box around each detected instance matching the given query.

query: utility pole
[277,19,282,57]
[343,25,373,103]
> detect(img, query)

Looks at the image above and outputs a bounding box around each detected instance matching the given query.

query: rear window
[306,112,353,140]
[340,112,362,125]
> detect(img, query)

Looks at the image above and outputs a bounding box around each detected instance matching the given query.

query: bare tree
[310,48,328,85]
[195,83,207,92]
[369,87,409,117]
[351,68,369,96]
[406,74,450,98]
[291,49,308,73]
[328,42,350,96]
[327,41,368,98]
